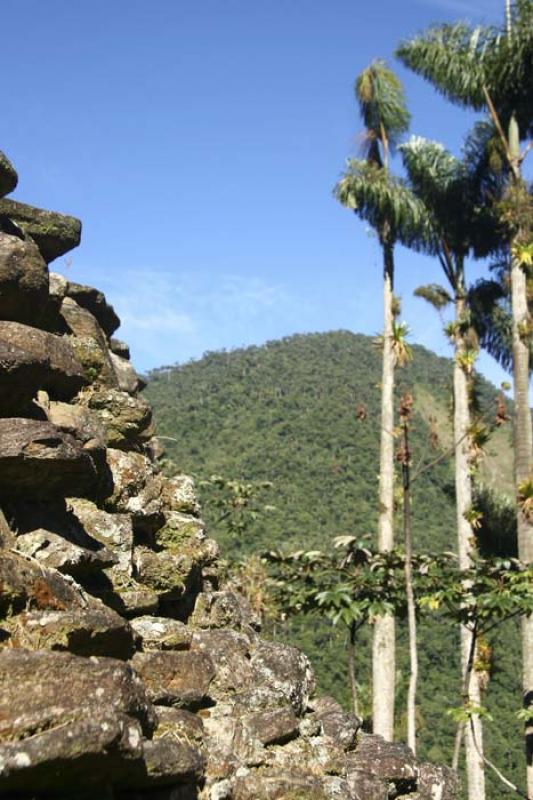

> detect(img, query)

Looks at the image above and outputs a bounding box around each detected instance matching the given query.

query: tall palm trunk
[401,410,418,754]
[508,102,533,793]
[511,254,533,797]
[454,295,486,800]
[373,240,396,741]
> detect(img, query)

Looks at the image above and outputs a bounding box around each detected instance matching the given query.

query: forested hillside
[145,330,521,797]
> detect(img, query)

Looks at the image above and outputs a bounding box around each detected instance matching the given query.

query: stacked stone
[0,151,459,800]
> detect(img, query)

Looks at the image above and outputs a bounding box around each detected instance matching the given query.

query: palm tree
[335,61,419,742]
[400,136,503,800]
[397,7,533,792]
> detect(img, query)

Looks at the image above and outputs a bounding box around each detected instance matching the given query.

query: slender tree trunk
[511,253,533,797]
[373,241,396,741]
[347,621,359,718]
[401,415,418,755]
[506,0,513,38]
[454,295,486,800]
[506,84,533,790]
[452,723,465,772]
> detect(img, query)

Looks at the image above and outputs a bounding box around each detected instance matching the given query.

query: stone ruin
[0,150,460,800]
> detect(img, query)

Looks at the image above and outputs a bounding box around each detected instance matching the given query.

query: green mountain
[145,330,521,799]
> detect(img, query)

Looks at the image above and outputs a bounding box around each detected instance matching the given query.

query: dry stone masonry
[0,151,460,799]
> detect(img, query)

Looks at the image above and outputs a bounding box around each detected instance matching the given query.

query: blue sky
[2,0,515,385]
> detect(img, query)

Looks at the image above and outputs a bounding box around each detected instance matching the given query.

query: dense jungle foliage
[145,330,521,798]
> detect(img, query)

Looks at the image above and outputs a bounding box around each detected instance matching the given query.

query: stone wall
[0,152,460,800]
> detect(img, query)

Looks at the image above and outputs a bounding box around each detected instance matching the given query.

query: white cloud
[121,308,195,333]
[97,268,299,371]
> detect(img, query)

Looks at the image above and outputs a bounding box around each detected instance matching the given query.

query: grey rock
[111,338,131,359]
[131,616,193,651]
[191,629,254,698]
[0,198,81,262]
[0,549,92,617]
[0,648,155,793]
[0,333,51,415]
[207,780,233,800]
[231,769,328,800]
[242,707,299,747]
[105,449,165,531]
[111,351,142,393]
[0,506,15,549]
[6,497,117,568]
[346,734,417,792]
[133,546,199,600]
[191,590,259,633]
[49,270,69,300]
[124,738,204,788]
[0,649,155,728]
[15,527,115,576]
[48,399,107,448]
[0,418,109,499]
[307,696,360,751]
[346,769,388,799]
[0,713,145,794]
[202,712,265,775]
[86,566,160,619]
[226,686,290,716]
[66,280,120,337]
[250,640,316,716]
[161,475,201,516]
[131,651,215,709]
[4,605,136,659]
[34,270,69,333]
[0,550,135,657]
[0,320,86,400]
[263,733,345,778]
[0,232,49,324]
[67,498,134,573]
[0,151,18,197]
[88,388,154,449]
[321,776,357,800]
[61,297,118,387]
[155,707,204,743]
[414,763,461,799]
[200,713,249,783]
[155,511,207,550]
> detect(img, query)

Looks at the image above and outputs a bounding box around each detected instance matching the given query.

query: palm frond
[414,283,452,310]
[463,121,508,202]
[396,23,493,111]
[401,133,503,260]
[334,159,438,251]
[397,6,533,138]
[400,136,464,196]
[400,136,468,256]
[468,278,513,372]
[355,60,410,154]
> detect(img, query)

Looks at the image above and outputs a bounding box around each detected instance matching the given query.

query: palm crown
[355,60,411,166]
[396,1,533,138]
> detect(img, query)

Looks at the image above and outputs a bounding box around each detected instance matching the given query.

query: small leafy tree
[419,556,533,799]
[266,540,533,796]
[199,475,275,548]
[265,542,404,719]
